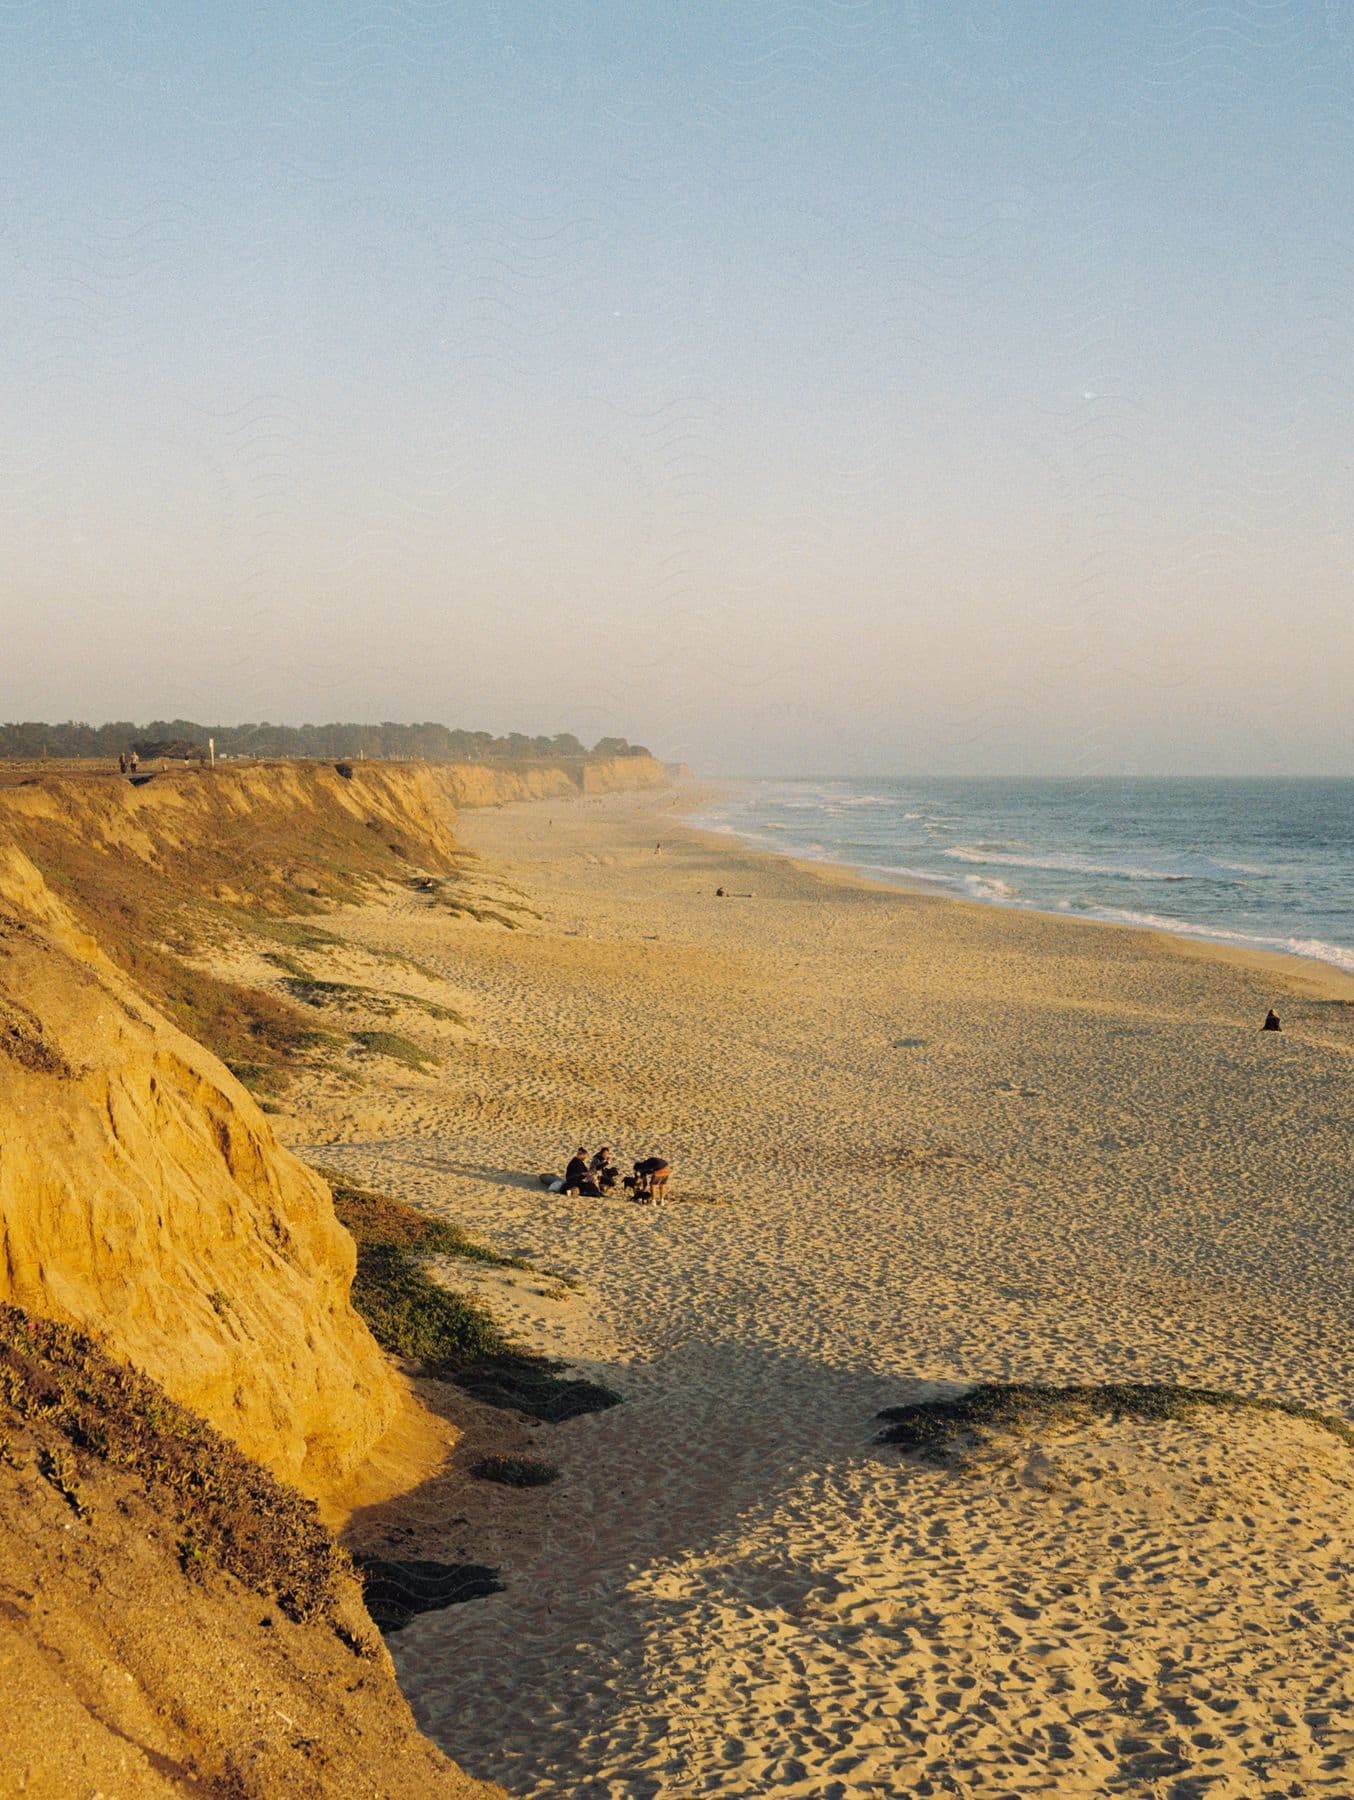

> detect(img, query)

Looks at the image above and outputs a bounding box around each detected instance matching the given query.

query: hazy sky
[4,3,1351,774]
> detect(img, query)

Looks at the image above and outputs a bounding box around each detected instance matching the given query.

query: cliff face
[0,750,664,1790]
[580,753,670,795]
[0,1306,501,1800]
[0,842,401,1499]
[0,752,668,898]
[438,752,669,807]
[0,758,465,910]
[0,752,668,1495]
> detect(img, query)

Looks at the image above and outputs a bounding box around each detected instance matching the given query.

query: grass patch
[38,1444,86,1515]
[272,968,466,1027]
[876,1381,1354,1462]
[351,1244,515,1366]
[0,1305,353,1629]
[260,950,312,980]
[252,919,345,954]
[433,894,529,929]
[388,991,467,1024]
[350,1029,437,1070]
[322,1171,620,1421]
[322,1171,530,1269]
[253,916,441,979]
[120,941,338,1095]
[284,975,372,1008]
[469,1454,561,1488]
[363,946,445,976]
[0,996,75,1078]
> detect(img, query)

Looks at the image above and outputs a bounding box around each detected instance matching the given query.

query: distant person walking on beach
[129,750,139,773]
[118,753,127,774]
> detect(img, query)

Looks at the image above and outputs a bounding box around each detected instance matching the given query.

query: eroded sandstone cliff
[0,1305,502,1799]
[0,840,401,1498]
[0,751,667,1494]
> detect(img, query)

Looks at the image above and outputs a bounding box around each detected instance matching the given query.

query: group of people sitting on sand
[539,1147,671,1203]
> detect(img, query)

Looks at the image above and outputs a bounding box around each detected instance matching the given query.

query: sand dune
[303,792,1354,1797]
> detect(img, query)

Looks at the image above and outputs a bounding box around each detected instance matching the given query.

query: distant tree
[0,718,656,764]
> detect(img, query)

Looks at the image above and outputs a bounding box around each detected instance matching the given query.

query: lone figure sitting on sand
[1262,1008,1281,1032]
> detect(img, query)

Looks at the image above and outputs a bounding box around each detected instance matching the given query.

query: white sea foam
[1087,907,1354,973]
[946,845,1189,882]
[965,876,1021,902]
[875,863,965,889]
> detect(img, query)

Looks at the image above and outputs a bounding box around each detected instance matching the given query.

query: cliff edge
[0,841,401,1498]
[0,751,666,1792]
[0,751,668,1494]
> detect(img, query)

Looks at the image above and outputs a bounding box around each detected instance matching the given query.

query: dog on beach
[624,1157,670,1204]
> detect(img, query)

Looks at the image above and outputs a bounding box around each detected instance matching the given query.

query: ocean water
[692,778,1354,974]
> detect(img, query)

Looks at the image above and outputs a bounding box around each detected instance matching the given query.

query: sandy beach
[308,790,1354,1798]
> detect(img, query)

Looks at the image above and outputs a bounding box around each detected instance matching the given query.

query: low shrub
[350,1029,437,1071]
[322,1171,530,1268]
[350,1243,515,1367]
[876,1381,1354,1462]
[322,1171,621,1421]
[470,1454,561,1487]
[0,1305,350,1627]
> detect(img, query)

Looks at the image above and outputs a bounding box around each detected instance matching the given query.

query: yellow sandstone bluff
[0,751,669,1495]
[0,755,674,1794]
[0,837,398,1496]
[0,754,679,1798]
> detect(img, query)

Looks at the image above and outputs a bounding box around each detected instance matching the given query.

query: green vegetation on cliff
[0,1304,353,1629]
[325,1173,621,1423]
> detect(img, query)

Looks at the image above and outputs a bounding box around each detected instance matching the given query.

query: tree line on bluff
[0,721,651,763]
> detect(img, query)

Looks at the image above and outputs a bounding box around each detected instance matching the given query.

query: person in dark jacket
[563,1148,602,1197]
[627,1156,670,1203]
